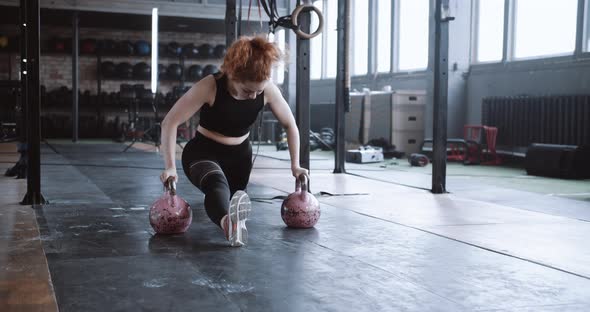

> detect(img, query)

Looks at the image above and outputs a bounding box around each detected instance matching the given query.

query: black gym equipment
[119,84,140,147]
[167,64,183,79]
[158,64,167,79]
[118,40,135,56]
[133,62,151,80]
[116,62,133,79]
[100,61,116,78]
[213,44,227,58]
[202,64,218,77]
[319,127,335,150]
[0,80,20,144]
[525,144,590,179]
[167,42,182,56]
[182,43,199,58]
[188,64,203,81]
[121,84,166,152]
[198,44,214,59]
[135,40,150,56]
[409,153,430,167]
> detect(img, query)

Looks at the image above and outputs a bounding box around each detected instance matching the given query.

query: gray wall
[466,58,590,126]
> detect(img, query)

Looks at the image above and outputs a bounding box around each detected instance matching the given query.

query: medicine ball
[118,40,135,56]
[202,64,218,77]
[167,42,182,56]
[182,43,199,58]
[198,44,214,59]
[100,61,116,78]
[133,62,151,80]
[167,64,183,79]
[213,44,226,58]
[135,40,150,56]
[80,39,96,54]
[188,65,203,81]
[116,62,134,79]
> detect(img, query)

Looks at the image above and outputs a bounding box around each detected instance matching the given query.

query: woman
[159,36,307,247]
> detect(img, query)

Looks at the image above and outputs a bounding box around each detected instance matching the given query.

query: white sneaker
[224,190,251,247]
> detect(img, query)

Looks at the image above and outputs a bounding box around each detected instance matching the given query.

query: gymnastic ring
[291,4,324,39]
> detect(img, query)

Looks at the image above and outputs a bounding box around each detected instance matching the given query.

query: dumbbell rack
[95,46,184,146]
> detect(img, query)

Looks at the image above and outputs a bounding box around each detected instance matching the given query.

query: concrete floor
[1,141,590,311]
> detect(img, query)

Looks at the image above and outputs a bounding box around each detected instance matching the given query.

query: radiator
[482,95,590,148]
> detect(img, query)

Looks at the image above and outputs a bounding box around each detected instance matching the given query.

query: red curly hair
[220,35,282,83]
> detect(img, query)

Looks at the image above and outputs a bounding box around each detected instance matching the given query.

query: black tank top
[198,74,265,137]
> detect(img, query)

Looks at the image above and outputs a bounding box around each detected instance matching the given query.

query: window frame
[375,0,394,74]
[471,0,590,67]
[351,0,370,77]
[308,0,433,80]
[579,0,590,54]
[393,0,431,73]
[513,0,578,60]
[470,0,506,64]
[272,29,286,85]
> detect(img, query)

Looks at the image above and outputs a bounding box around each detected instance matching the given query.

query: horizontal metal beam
[0,0,287,19]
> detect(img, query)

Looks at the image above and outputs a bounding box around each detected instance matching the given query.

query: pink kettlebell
[281,173,320,228]
[149,178,192,234]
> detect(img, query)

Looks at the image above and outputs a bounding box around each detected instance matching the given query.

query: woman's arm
[159,75,215,183]
[265,82,309,177]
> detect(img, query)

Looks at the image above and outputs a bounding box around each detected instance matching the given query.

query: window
[514,0,577,59]
[585,0,590,52]
[274,29,285,84]
[398,0,429,71]
[310,0,323,79]
[476,0,504,62]
[377,0,392,72]
[325,0,338,78]
[353,0,369,75]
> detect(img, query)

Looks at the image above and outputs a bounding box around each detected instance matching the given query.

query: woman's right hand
[160,168,178,185]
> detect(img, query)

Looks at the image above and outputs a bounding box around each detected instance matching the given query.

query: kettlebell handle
[295,173,310,193]
[166,177,177,196]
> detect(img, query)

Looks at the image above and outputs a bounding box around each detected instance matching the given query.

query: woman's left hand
[291,166,309,178]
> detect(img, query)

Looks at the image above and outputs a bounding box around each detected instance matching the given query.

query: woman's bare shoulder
[193,74,217,106]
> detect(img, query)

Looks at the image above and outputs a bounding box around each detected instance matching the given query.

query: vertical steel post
[226,0,237,46]
[72,11,79,142]
[21,0,46,205]
[334,0,350,173]
[574,0,586,56]
[296,1,312,171]
[431,0,453,194]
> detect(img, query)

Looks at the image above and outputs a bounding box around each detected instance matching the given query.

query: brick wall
[1,25,224,94]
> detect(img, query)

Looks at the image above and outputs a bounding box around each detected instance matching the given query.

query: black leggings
[181,132,253,227]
